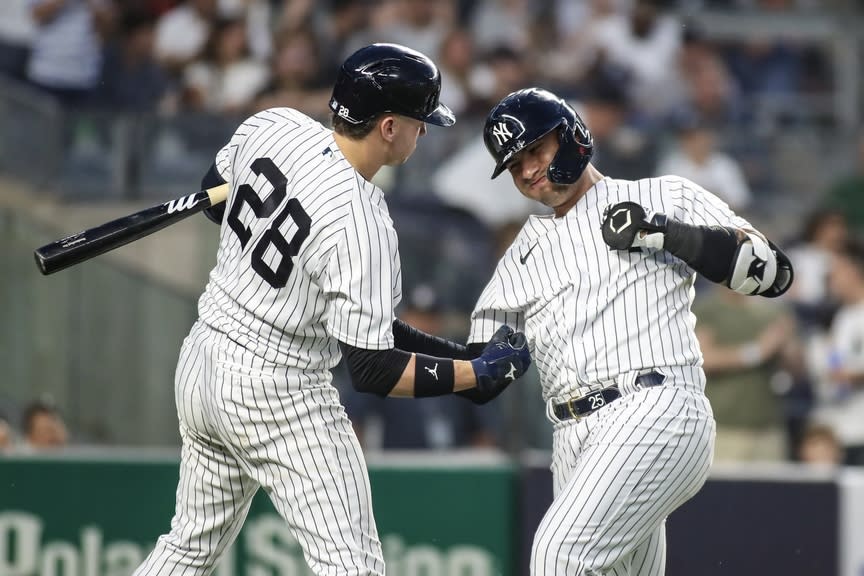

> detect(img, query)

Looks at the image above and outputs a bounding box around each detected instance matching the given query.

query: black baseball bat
[34,183,229,275]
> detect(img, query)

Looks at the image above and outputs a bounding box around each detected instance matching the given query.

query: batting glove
[601,201,668,251]
[470,325,531,394]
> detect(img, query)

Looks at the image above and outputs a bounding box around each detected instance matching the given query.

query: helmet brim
[424,102,455,127]
[490,162,506,180]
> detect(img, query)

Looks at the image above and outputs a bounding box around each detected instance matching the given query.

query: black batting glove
[470,325,531,395]
[601,201,668,251]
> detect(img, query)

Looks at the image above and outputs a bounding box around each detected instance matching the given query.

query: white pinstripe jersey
[468,175,751,402]
[197,108,401,379]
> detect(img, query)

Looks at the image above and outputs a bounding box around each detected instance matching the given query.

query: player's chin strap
[601,201,794,298]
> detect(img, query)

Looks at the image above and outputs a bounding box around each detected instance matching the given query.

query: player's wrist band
[414,354,455,397]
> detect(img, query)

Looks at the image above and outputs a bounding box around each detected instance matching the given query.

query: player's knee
[530,529,607,576]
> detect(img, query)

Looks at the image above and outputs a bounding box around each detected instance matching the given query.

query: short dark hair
[331,113,380,140]
[22,401,61,435]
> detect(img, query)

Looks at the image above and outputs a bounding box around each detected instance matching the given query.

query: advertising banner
[0,453,516,576]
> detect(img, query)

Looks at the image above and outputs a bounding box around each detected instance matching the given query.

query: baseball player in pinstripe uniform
[132,43,530,576]
[473,88,794,575]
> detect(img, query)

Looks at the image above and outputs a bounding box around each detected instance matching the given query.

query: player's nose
[521,157,540,183]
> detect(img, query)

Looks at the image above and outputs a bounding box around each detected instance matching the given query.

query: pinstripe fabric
[467,175,735,575]
[469,176,750,403]
[532,385,714,575]
[135,108,398,576]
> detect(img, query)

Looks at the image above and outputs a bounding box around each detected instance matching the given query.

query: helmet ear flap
[547,119,594,184]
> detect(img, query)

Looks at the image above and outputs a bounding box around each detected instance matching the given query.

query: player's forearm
[387,356,476,397]
[338,341,477,398]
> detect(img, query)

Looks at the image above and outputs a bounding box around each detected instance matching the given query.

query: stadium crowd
[1,0,863,466]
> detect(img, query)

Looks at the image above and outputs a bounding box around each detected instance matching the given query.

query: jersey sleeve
[320,194,398,350]
[671,176,752,231]
[467,270,526,345]
[213,141,233,182]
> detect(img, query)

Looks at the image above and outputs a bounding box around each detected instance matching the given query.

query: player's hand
[601,201,668,251]
[470,325,531,394]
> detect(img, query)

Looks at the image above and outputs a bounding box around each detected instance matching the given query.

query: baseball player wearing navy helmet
[133,44,531,576]
[471,87,792,575]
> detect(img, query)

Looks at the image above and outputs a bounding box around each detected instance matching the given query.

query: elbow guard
[727,233,794,297]
[664,220,793,297]
[727,232,777,295]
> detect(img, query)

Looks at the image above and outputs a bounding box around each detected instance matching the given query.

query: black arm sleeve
[200,162,227,225]
[392,319,474,359]
[662,220,739,284]
[338,342,411,397]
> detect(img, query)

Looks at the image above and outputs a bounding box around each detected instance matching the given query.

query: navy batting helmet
[483,88,593,183]
[329,43,455,127]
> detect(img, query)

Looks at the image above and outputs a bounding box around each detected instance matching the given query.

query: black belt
[552,371,665,421]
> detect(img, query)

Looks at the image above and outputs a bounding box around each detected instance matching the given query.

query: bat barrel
[33,189,216,275]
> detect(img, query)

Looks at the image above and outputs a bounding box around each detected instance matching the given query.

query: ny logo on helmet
[491,114,526,147]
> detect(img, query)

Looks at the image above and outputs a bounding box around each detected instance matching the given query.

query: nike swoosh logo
[520,242,539,265]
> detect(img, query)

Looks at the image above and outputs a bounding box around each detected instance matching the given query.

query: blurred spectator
[27,0,116,107]
[666,24,744,128]
[786,208,848,328]
[437,27,476,117]
[313,0,370,76]
[694,286,797,463]
[154,0,217,75]
[542,0,623,85]
[349,0,454,61]
[824,130,864,234]
[469,0,531,54]
[252,28,330,118]
[182,17,268,115]
[21,400,68,450]
[588,0,682,118]
[342,283,502,451]
[575,70,658,181]
[432,133,540,253]
[798,423,844,468]
[0,415,13,452]
[0,0,35,80]
[221,0,272,61]
[812,242,864,466]
[655,116,752,212]
[96,10,172,112]
[466,44,531,118]
[725,40,804,99]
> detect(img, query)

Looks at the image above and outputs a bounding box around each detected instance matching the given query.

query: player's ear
[378,115,398,143]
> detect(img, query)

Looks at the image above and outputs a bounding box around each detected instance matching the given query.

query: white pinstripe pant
[531,384,715,575]
[134,322,385,576]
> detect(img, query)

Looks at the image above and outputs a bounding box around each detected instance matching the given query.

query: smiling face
[505,130,581,215]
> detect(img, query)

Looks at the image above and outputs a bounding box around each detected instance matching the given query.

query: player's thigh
[138,425,259,574]
[532,387,713,573]
[212,377,384,575]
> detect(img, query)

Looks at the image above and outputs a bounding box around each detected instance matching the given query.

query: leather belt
[552,371,665,422]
